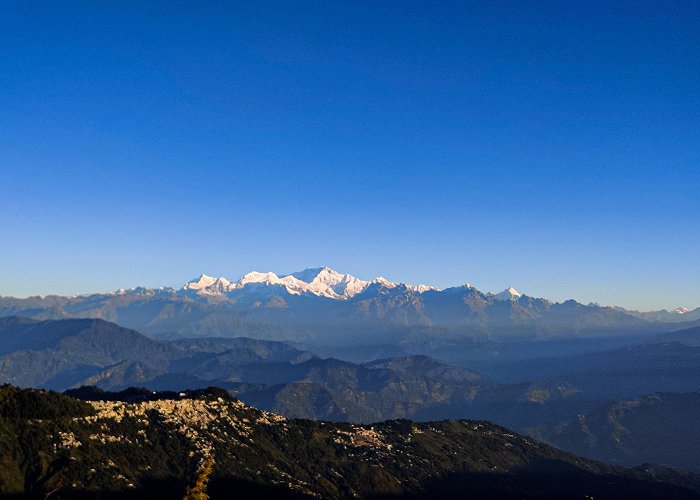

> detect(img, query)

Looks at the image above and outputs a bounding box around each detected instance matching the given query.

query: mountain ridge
[3,267,691,343]
[6,266,697,317]
[1,384,699,499]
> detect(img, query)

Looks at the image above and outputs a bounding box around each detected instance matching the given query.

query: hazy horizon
[1,265,696,313]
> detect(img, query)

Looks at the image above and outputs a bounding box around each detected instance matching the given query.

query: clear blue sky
[1,1,698,310]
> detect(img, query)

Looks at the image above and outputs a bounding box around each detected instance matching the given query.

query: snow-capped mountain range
[103,265,691,315]
[2,266,697,344]
[183,266,442,299]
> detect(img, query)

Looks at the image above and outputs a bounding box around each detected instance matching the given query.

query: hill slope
[1,385,699,499]
[0,317,314,390]
[543,392,700,471]
[0,318,587,430]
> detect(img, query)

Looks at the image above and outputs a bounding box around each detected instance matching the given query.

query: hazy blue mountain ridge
[2,316,700,472]
[1,268,691,344]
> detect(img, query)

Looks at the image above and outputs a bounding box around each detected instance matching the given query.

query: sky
[1,1,699,310]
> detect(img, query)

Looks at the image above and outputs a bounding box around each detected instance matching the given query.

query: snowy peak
[369,276,437,294]
[495,287,522,301]
[506,286,522,297]
[309,267,350,287]
[370,276,396,289]
[285,267,330,283]
[184,274,232,293]
[184,274,218,290]
[238,271,282,286]
[235,271,312,296]
[676,307,690,315]
[280,266,370,298]
[317,270,371,298]
[408,284,439,293]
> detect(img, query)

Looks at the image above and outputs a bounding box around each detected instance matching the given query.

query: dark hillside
[0,385,698,499]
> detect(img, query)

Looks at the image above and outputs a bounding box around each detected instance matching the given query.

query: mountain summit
[495,287,523,301]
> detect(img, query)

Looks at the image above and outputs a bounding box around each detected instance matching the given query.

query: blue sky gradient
[1,1,699,310]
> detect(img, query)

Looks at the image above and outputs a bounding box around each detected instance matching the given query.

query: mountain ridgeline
[2,267,696,344]
[2,316,700,474]
[543,392,700,472]
[0,317,570,426]
[1,384,699,499]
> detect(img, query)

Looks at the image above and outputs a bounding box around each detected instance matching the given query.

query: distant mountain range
[502,337,700,399]
[2,267,697,343]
